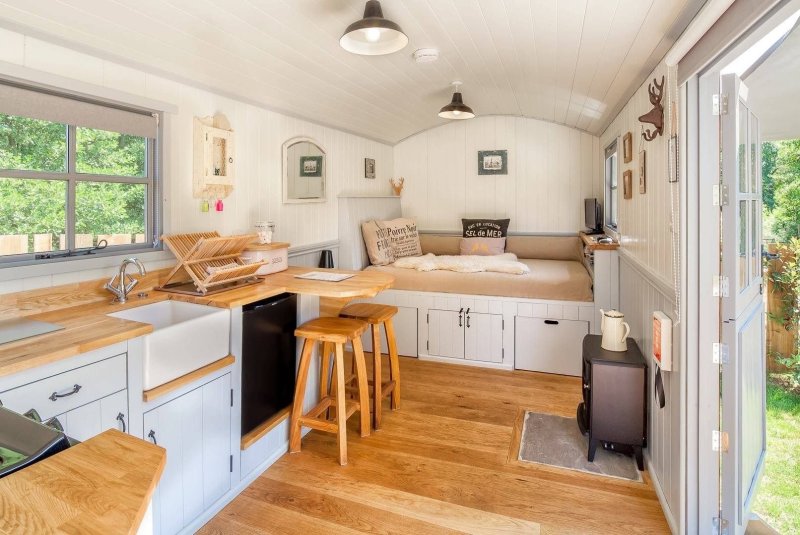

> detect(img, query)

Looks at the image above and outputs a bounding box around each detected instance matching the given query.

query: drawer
[0,354,127,421]
[515,317,588,376]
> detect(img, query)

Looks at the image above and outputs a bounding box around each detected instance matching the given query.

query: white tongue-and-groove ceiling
[0,0,705,144]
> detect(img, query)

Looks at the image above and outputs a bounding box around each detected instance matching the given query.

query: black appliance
[0,406,73,478]
[241,293,297,437]
[584,198,603,234]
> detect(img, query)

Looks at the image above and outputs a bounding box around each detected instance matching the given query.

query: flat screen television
[584,198,603,234]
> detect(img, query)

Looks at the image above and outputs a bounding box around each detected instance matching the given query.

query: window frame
[604,139,619,234]
[0,92,162,267]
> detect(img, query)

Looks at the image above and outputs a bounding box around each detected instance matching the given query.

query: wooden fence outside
[766,242,794,373]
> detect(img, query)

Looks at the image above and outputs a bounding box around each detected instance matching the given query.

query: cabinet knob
[147,429,157,445]
[116,412,127,433]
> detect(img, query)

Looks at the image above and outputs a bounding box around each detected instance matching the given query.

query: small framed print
[364,158,376,179]
[478,150,508,175]
[623,132,633,163]
[299,156,323,177]
[623,170,633,199]
[639,149,646,194]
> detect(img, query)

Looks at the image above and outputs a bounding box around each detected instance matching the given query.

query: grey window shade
[0,82,157,139]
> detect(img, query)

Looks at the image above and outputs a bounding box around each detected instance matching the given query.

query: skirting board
[418,353,513,371]
[647,455,678,534]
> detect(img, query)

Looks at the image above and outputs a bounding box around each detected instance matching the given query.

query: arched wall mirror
[282,136,326,203]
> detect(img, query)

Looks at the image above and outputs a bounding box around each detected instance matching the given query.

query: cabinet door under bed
[514,317,588,376]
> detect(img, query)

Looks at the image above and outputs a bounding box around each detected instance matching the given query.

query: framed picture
[478,150,508,175]
[668,134,679,183]
[623,132,633,163]
[623,170,633,199]
[639,149,646,194]
[364,158,376,179]
[299,156,323,177]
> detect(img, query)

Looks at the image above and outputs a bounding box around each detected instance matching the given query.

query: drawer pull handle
[49,384,82,401]
[544,320,559,325]
[458,308,464,327]
[116,412,127,433]
[148,429,157,445]
[465,308,471,328]
[45,417,64,432]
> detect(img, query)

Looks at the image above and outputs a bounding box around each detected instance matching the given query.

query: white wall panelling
[395,116,601,233]
[0,1,705,143]
[0,27,392,286]
[619,255,680,533]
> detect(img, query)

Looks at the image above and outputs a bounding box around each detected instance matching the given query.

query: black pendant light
[439,82,475,120]
[340,1,408,56]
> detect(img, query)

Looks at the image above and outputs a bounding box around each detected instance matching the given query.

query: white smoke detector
[413,48,439,63]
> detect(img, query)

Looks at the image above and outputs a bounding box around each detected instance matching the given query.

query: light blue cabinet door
[144,374,231,535]
[202,373,232,507]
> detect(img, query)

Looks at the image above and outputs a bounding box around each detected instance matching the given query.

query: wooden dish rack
[159,232,267,295]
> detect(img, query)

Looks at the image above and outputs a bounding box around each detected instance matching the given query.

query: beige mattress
[367,258,593,302]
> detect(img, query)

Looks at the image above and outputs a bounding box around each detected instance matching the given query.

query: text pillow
[460,237,506,256]
[462,218,510,238]
[384,218,422,258]
[361,220,395,266]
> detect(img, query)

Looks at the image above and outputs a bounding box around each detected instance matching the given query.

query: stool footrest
[298,397,359,434]
[344,379,396,399]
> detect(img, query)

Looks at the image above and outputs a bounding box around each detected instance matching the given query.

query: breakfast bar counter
[0,429,165,535]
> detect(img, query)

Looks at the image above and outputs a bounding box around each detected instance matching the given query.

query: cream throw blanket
[392,253,530,275]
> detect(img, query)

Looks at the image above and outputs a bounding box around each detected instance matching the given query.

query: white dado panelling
[600,63,677,285]
[0,28,393,290]
[395,116,601,233]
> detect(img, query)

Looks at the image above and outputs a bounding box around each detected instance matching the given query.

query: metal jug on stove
[600,309,630,352]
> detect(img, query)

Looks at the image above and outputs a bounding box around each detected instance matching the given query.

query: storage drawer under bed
[514,317,588,376]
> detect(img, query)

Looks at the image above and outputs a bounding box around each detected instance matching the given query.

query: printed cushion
[461,218,510,238]
[383,218,422,258]
[361,220,395,266]
[460,237,506,256]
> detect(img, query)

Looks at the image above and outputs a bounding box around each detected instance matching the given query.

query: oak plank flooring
[200,357,670,535]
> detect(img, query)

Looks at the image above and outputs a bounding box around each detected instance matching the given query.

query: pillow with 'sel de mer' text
[361,220,395,266]
[461,218,510,238]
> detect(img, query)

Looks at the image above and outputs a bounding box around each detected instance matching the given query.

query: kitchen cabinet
[144,373,232,535]
[427,308,503,363]
[51,389,128,441]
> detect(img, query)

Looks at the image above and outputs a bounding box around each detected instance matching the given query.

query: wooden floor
[200,357,670,535]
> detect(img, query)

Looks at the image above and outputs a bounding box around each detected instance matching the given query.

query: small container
[254,221,274,244]
[200,199,209,212]
[241,242,290,276]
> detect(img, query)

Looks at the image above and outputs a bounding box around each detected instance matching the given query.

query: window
[604,140,619,231]
[0,82,160,264]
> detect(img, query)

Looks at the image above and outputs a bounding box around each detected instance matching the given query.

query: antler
[648,76,665,105]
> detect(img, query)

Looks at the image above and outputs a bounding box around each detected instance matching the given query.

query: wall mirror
[282,136,326,203]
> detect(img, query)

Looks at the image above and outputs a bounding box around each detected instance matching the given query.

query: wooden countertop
[0,429,165,535]
[580,232,619,251]
[0,266,393,378]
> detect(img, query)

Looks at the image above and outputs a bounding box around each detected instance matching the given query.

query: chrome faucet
[105,258,146,303]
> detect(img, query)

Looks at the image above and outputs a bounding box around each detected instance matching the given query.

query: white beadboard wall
[600,63,677,285]
[601,63,681,533]
[0,28,392,293]
[394,116,601,233]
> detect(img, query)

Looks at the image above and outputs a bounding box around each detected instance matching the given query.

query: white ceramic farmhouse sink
[109,301,230,390]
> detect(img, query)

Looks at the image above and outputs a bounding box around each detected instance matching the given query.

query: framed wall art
[365,158,376,179]
[639,149,646,194]
[623,132,633,163]
[478,150,508,175]
[299,155,323,177]
[623,170,633,199]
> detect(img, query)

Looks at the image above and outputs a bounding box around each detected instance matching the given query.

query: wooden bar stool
[339,303,401,430]
[289,317,371,466]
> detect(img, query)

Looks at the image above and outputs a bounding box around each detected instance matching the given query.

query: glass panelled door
[719,73,767,535]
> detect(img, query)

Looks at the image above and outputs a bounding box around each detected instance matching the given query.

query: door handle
[458,308,464,327]
[147,429,157,445]
[49,384,82,401]
[544,320,559,325]
[465,308,471,328]
[116,412,127,433]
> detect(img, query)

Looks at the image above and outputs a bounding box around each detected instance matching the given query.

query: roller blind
[0,82,157,139]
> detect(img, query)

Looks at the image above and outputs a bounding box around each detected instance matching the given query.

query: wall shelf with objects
[193,114,235,205]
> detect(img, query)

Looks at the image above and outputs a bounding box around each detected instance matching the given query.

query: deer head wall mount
[638,76,665,142]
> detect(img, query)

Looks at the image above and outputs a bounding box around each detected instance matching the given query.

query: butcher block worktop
[0,429,165,535]
[0,266,393,378]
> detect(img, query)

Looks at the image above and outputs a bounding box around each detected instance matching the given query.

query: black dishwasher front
[241,293,297,437]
